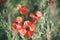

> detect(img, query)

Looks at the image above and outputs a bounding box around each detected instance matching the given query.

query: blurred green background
[0,0,60,40]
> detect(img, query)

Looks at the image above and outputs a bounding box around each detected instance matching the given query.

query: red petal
[17,4,21,10]
[30,13,35,18]
[18,27,26,36]
[32,16,38,21]
[20,7,27,15]
[16,23,22,30]
[29,23,35,31]
[25,31,34,38]
[36,11,42,17]
[24,21,29,28]
[16,16,22,24]
[30,13,38,21]
[28,22,35,31]
[12,23,17,30]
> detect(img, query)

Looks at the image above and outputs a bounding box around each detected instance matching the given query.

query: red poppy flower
[18,21,35,38]
[30,13,38,21]
[12,22,22,30]
[16,16,22,24]
[20,7,28,15]
[36,10,42,17]
[24,21,35,31]
[17,4,21,10]
[0,0,7,4]
[48,0,53,3]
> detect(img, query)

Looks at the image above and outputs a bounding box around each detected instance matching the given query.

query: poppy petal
[17,4,21,10]
[25,31,34,38]
[20,7,27,15]
[16,16,22,24]
[16,24,22,30]
[30,13,38,21]
[18,27,27,36]
[12,23,17,30]
[36,10,42,17]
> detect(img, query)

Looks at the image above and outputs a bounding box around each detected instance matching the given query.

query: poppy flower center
[25,26,30,30]
[15,22,18,24]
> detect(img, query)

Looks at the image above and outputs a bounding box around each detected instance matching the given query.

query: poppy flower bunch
[12,17,35,38]
[12,4,42,38]
[30,10,42,21]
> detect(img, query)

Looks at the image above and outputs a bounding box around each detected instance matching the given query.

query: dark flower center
[15,22,18,24]
[25,26,29,30]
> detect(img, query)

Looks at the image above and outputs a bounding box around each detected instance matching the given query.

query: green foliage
[56,0,60,8]
[0,23,8,40]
